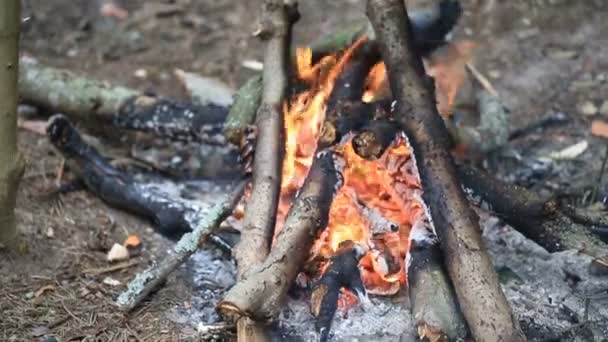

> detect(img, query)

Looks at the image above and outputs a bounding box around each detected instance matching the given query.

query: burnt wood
[114,95,228,145]
[351,119,400,160]
[310,242,367,342]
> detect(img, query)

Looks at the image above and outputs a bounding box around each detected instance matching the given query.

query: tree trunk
[0,0,25,245]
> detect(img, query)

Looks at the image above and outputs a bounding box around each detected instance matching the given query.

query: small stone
[599,100,608,116]
[45,227,54,238]
[107,243,129,262]
[578,101,598,116]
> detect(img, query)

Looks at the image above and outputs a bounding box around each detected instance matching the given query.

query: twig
[82,260,140,276]
[466,62,498,97]
[115,181,245,312]
[366,0,525,340]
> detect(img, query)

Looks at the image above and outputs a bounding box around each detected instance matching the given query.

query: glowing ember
[277,38,427,297]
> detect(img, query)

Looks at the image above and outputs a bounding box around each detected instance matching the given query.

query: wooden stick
[233,0,298,278]
[116,181,245,312]
[230,1,299,340]
[366,1,525,340]
[407,218,468,341]
[217,150,343,322]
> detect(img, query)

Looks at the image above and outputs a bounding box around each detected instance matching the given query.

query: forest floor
[1,0,608,341]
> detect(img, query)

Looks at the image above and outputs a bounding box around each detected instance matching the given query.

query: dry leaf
[123,234,141,248]
[426,40,478,117]
[591,120,608,138]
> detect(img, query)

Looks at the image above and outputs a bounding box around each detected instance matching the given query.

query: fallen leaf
[426,40,478,117]
[107,243,129,262]
[123,234,141,248]
[591,120,608,138]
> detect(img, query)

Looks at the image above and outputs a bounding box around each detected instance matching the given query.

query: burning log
[217,150,344,322]
[352,119,400,160]
[407,217,468,341]
[457,165,608,258]
[310,242,368,342]
[366,1,526,341]
[326,41,381,112]
[320,100,391,148]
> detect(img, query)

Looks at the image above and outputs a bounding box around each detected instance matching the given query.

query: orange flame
[277,38,428,297]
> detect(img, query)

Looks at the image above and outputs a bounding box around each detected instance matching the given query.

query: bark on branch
[366,1,525,340]
[217,150,343,322]
[0,0,25,245]
[233,0,298,278]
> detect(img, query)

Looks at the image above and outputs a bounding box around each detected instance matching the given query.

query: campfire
[14,0,608,340]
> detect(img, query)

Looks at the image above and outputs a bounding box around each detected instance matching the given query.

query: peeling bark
[217,150,343,322]
[0,0,25,245]
[366,1,525,340]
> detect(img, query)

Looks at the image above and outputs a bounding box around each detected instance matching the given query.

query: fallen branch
[457,165,608,258]
[217,150,344,322]
[407,217,468,341]
[46,115,238,239]
[116,180,245,311]
[367,0,525,340]
[19,57,230,145]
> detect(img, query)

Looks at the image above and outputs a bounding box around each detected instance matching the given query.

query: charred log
[352,119,400,160]
[217,150,344,322]
[114,95,228,145]
[457,165,608,258]
[407,218,468,341]
[46,115,238,239]
[319,100,391,148]
[326,41,381,113]
[367,1,525,340]
[310,242,367,342]
[308,0,462,62]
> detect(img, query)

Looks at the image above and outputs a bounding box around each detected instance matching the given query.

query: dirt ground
[2,0,608,341]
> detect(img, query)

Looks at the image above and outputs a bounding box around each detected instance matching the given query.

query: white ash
[482,216,608,339]
[277,295,416,342]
